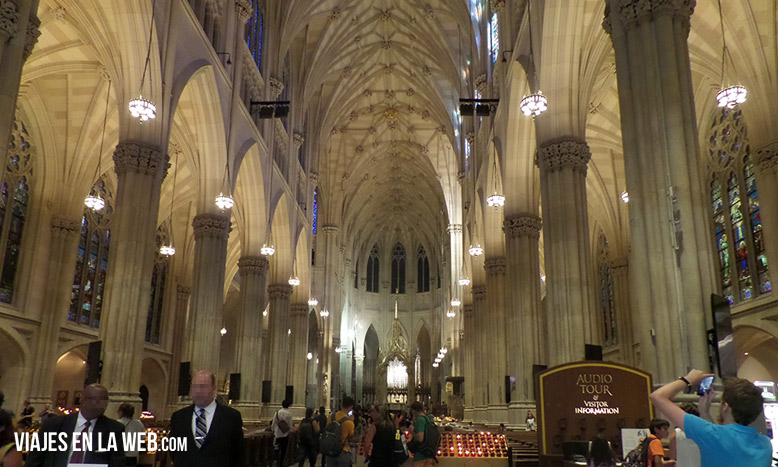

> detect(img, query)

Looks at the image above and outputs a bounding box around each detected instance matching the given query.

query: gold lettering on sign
[576,373,614,396]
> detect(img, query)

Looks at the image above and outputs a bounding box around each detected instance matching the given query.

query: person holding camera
[650,369,771,467]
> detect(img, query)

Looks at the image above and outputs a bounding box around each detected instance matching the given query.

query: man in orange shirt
[647,419,676,467]
[325,396,355,467]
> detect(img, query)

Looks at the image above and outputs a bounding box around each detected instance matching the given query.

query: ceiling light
[716,85,747,109]
[84,194,105,211]
[307,352,313,360]
[450,299,461,307]
[308,298,318,306]
[446,310,456,318]
[486,193,505,207]
[159,245,176,256]
[129,96,156,122]
[468,244,484,256]
[621,191,629,203]
[220,327,227,336]
[215,192,234,210]
[320,309,330,318]
[261,243,275,256]
[288,276,300,287]
[432,362,439,368]
[520,92,547,117]
[458,278,470,286]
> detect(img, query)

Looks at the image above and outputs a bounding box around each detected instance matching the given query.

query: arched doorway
[140,358,167,417]
[735,326,778,382]
[363,325,379,405]
[416,325,431,404]
[52,345,88,410]
[0,326,28,410]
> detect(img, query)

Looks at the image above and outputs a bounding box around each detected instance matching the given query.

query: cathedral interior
[0,0,777,426]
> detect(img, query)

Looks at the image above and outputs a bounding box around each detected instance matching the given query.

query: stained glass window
[391,243,406,294]
[367,244,380,293]
[489,12,499,64]
[417,245,430,293]
[0,118,33,303]
[246,1,263,72]
[68,178,113,328]
[145,225,170,345]
[597,234,616,346]
[312,184,318,235]
[707,108,770,304]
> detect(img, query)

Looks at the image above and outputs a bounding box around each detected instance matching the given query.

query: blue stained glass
[312,185,318,235]
[489,13,499,64]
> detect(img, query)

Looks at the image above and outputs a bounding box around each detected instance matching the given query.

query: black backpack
[319,414,345,457]
[420,415,441,458]
[622,436,651,467]
[299,418,315,446]
[392,429,410,465]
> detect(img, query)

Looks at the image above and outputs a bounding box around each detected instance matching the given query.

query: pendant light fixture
[486,152,504,207]
[85,79,112,211]
[519,0,547,117]
[159,148,179,256]
[715,0,746,109]
[261,163,275,256]
[458,277,470,286]
[129,0,157,122]
[288,257,300,286]
[214,155,235,210]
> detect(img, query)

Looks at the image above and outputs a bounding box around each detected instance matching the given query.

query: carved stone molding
[309,172,319,183]
[238,256,268,275]
[606,0,695,34]
[176,285,192,299]
[610,257,628,271]
[269,77,284,98]
[484,257,507,275]
[113,142,169,179]
[490,0,506,12]
[192,213,231,241]
[756,142,778,173]
[267,283,293,299]
[537,139,591,174]
[447,224,463,234]
[0,1,19,39]
[51,217,79,239]
[503,214,542,239]
[463,304,474,316]
[290,304,308,317]
[292,133,304,147]
[472,285,487,301]
[474,73,488,97]
[235,0,252,22]
[322,224,339,234]
[23,16,41,60]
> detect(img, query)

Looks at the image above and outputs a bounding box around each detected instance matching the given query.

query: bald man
[169,370,244,467]
[26,383,126,467]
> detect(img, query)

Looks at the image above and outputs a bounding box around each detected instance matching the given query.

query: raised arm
[649,369,712,431]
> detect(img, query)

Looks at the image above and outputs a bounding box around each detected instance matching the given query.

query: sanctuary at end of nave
[0,0,777,429]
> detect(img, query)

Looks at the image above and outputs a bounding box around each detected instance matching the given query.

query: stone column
[188,213,231,374]
[604,0,715,381]
[610,258,633,365]
[330,336,340,406]
[321,225,340,404]
[537,139,594,365]
[169,285,191,405]
[232,256,268,413]
[99,143,168,403]
[407,362,416,404]
[503,214,543,401]
[0,2,40,157]
[471,285,487,421]
[755,144,778,278]
[289,303,309,409]
[29,217,81,405]
[355,354,365,404]
[267,283,293,404]
[484,257,507,418]
[462,304,475,419]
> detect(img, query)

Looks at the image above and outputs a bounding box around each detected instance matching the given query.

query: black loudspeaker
[177,362,191,396]
[532,364,548,400]
[229,373,241,401]
[261,381,271,403]
[585,344,603,361]
[84,341,102,385]
[505,376,512,404]
[285,385,294,403]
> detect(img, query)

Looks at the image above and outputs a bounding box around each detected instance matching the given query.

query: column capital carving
[472,285,487,300]
[192,213,231,241]
[0,1,19,39]
[267,283,293,299]
[293,133,304,147]
[176,285,192,298]
[503,214,542,239]
[310,172,319,183]
[756,142,778,172]
[23,16,41,60]
[463,304,474,316]
[51,217,80,239]
[537,138,591,174]
[322,224,339,234]
[606,0,695,34]
[610,257,629,271]
[235,0,252,21]
[474,73,488,97]
[113,142,169,179]
[447,223,463,234]
[238,256,268,275]
[290,304,308,317]
[269,77,284,98]
[484,257,507,275]
[489,0,506,13]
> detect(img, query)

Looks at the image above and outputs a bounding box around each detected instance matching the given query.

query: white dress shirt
[69,411,97,463]
[191,399,217,442]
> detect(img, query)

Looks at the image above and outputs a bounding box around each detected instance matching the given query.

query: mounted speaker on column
[84,341,102,385]
[178,362,191,396]
[285,385,294,403]
[585,344,603,361]
[261,381,271,403]
[228,373,241,401]
[505,375,512,404]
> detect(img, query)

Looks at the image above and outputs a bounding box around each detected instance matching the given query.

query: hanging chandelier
[129,0,157,122]
[432,362,439,368]
[621,191,629,203]
[486,193,505,207]
[85,79,112,211]
[519,92,547,117]
[446,310,456,318]
[261,242,275,256]
[458,277,470,286]
[320,308,330,318]
[469,244,484,256]
[159,245,176,256]
[308,298,318,306]
[288,276,300,287]
[714,0,746,109]
[159,148,181,256]
[215,192,234,210]
[450,299,461,307]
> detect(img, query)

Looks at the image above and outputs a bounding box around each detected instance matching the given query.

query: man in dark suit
[169,369,244,467]
[26,383,126,467]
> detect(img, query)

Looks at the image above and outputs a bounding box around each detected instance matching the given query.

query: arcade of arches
[0,0,777,425]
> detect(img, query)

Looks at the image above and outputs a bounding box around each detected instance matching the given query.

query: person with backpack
[315,406,328,467]
[319,396,355,467]
[408,401,440,466]
[272,399,294,467]
[297,408,318,466]
[363,405,406,467]
[645,419,675,467]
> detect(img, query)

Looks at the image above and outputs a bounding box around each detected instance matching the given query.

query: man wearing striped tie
[169,370,244,467]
